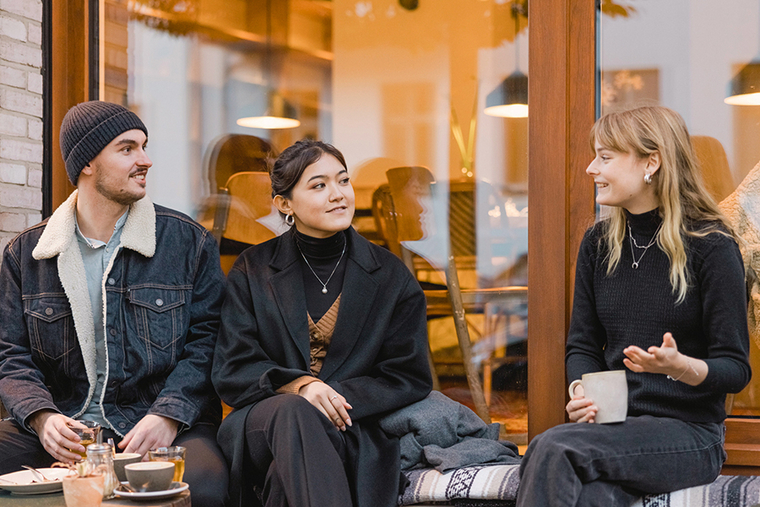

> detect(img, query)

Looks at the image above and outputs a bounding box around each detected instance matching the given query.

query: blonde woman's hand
[299,382,353,431]
[566,384,598,423]
[623,332,707,385]
[623,332,680,374]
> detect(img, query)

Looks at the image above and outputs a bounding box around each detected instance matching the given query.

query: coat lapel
[270,230,311,369]
[319,229,380,381]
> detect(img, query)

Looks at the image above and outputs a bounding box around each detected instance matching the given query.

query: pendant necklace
[296,235,346,294]
[627,222,662,269]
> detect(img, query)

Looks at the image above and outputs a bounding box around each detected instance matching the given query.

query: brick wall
[0,0,43,259]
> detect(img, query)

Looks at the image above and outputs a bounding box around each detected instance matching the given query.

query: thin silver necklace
[627,222,662,269]
[296,235,346,294]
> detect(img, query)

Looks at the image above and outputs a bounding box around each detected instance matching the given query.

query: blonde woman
[517,107,751,506]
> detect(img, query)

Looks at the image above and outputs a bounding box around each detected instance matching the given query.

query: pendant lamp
[236,0,300,129]
[484,1,528,118]
[724,60,760,106]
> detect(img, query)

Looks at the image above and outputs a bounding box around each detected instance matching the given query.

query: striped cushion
[401,465,520,505]
[402,466,760,506]
[632,475,760,507]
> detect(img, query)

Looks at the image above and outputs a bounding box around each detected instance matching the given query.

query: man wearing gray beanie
[0,101,228,507]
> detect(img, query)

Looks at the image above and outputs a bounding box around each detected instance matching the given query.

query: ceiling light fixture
[236,0,300,129]
[485,1,528,118]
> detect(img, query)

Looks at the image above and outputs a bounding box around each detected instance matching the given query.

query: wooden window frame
[50,0,760,471]
[526,0,760,474]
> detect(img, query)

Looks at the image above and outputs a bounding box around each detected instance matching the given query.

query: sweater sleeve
[696,233,752,393]
[566,229,609,383]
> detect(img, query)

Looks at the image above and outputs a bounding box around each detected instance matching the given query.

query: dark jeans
[516,415,725,507]
[245,395,352,507]
[0,418,228,507]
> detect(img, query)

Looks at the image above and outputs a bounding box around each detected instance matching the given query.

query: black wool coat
[212,227,433,507]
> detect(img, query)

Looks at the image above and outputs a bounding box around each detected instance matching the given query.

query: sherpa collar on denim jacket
[29,190,157,421]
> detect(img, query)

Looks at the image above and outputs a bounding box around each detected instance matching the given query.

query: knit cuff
[276,376,322,395]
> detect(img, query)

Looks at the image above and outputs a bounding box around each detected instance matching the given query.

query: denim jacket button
[155,299,164,307]
[45,307,53,316]
[109,328,117,336]
[107,278,116,285]
[118,422,126,429]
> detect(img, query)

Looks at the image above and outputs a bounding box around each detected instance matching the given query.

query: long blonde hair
[590,106,735,303]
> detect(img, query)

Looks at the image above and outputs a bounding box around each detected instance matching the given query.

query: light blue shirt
[75,211,128,428]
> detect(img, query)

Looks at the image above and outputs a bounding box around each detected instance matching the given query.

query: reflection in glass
[598,0,760,416]
[101,0,530,441]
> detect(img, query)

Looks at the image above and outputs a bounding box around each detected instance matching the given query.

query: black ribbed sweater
[566,209,751,423]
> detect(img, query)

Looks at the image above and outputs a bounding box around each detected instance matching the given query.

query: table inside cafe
[0,490,190,506]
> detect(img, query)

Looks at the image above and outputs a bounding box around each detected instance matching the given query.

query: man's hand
[298,382,352,431]
[28,410,85,463]
[118,415,179,458]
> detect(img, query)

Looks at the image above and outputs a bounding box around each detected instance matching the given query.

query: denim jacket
[0,191,225,435]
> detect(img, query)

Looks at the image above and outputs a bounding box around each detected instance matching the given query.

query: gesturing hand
[299,382,353,431]
[565,384,598,423]
[623,332,680,375]
[28,410,84,463]
[119,414,179,459]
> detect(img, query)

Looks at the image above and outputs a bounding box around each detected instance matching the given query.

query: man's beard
[95,171,143,206]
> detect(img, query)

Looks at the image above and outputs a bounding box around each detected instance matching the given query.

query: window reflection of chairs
[692,135,735,203]
[206,134,277,193]
[211,171,285,273]
[380,166,528,423]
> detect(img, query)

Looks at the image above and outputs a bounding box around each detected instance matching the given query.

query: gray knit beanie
[59,101,148,185]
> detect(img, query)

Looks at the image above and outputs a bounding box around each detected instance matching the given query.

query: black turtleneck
[566,209,751,423]
[294,229,348,321]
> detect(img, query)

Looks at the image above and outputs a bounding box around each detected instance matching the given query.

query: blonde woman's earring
[644,172,653,185]
[285,214,295,226]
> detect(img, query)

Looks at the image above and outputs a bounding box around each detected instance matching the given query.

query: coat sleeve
[147,232,226,427]
[566,229,608,383]
[0,242,60,429]
[327,275,433,421]
[212,259,310,409]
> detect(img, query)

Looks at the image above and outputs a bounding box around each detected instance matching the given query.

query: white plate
[114,481,189,500]
[0,468,74,495]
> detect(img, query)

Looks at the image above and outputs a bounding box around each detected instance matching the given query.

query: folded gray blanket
[379,391,521,472]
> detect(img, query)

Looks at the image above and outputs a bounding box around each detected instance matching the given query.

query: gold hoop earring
[644,172,653,185]
[285,214,295,226]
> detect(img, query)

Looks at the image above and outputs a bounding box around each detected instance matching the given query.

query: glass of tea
[148,446,186,483]
[67,420,101,460]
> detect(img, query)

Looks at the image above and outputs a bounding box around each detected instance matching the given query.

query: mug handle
[568,379,583,398]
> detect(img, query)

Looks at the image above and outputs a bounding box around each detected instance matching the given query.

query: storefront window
[598,0,760,416]
[99,0,529,440]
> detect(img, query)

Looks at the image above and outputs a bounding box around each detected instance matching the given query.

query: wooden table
[0,490,190,506]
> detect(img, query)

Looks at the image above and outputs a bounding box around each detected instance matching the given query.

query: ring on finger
[330,395,338,401]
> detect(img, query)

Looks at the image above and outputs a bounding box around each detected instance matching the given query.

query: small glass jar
[86,443,118,498]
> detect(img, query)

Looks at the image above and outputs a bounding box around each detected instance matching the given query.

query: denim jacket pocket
[127,286,187,353]
[24,295,77,365]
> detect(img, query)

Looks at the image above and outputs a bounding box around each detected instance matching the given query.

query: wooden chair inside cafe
[381,166,527,423]
[211,171,280,274]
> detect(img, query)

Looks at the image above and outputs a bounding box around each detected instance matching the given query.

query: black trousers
[0,418,229,507]
[245,394,353,507]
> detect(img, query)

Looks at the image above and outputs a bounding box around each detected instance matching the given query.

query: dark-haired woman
[516,106,751,506]
[212,139,433,507]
